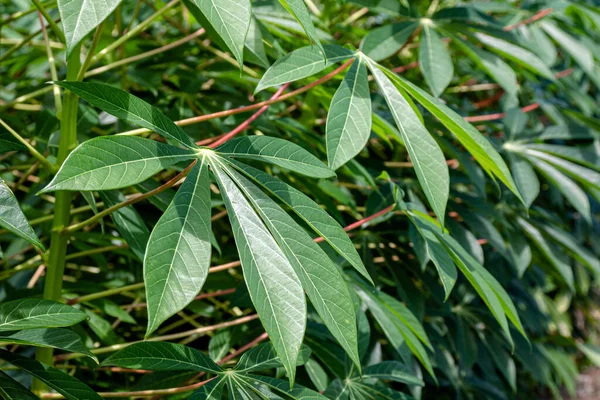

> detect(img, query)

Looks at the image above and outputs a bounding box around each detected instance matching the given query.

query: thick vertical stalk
[32,48,81,395]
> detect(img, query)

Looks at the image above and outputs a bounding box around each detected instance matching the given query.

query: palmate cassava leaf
[378,64,524,203]
[0,370,39,400]
[0,328,96,360]
[58,0,123,56]
[54,82,197,148]
[0,299,87,332]
[419,25,454,97]
[361,361,424,386]
[144,159,212,336]
[220,161,361,370]
[216,135,335,178]
[256,45,355,92]
[368,60,449,225]
[0,180,44,250]
[210,156,306,385]
[41,136,197,192]
[277,0,324,54]
[190,0,251,66]
[326,57,372,170]
[101,342,223,373]
[0,349,102,400]
[228,160,372,283]
[189,376,227,400]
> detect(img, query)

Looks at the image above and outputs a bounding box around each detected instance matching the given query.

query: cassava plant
[1,0,600,399]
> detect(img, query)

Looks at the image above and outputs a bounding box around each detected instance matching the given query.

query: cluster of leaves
[1,0,600,399]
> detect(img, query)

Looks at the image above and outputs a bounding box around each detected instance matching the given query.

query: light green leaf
[0,299,87,332]
[0,328,95,360]
[210,157,306,385]
[99,191,150,261]
[369,61,449,224]
[191,0,251,66]
[229,161,372,283]
[244,375,329,399]
[379,65,523,202]
[58,0,123,56]
[525,149,600,190]
[578,343,600,367]
[517,217,574,291]
[41,137,197,192]
[235,342,311,372]
[305,359,329,392]
[256,45,355,92]
[54,82,196,148]
[145,160,212,336]
[507,153,539,208]
[0,349,102,400]
[0,370,39,400]
[473,32,555,80]
[542,224,600,277]
[326,58,372,170]
[541,21,594,74]
[419,25,453,96]
[0,180,44,250]
[277,0,324,53]
[361,22,419,62]
[216,136,334,178]
[524,143,600,172]
[221,162,360,370]
[361,361,424,386]
[244,16,269,68]
[101,342,223,373]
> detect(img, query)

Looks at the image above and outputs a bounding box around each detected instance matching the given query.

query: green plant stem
[32,48,81,395]
[38,11,62,115]
[2,0,56,25]
[76,22,105,81]
[89,0,179,66]
[0,119,55,171]
[31,0,65,43]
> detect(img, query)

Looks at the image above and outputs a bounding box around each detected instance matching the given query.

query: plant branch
[77,22,106,80]
[504,8,553,31]
[37,11,62,115]
[31,0,65,43]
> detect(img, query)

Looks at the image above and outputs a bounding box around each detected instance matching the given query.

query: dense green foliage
[1,0,600,399]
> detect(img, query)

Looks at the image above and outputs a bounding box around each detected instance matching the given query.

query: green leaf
[326,58,372,170]
[0,132,26,153]
[54,82,197,148]
[145,160,212,336]
[0,180,44,250]
[99,191,150,261]
[473,32,555,80]
[277,0,324,54]
[360,22,419,62]
[525,149,600,190]
[0,328,95,360]
[221,162,360,370]
[189,376,226,400]
[101,342,223,373]
[419,25,453,96]
[244,16,269,68]
[578,343,600,367]
[541,21,594,74]
[256,45,355,92]
[542,225,600,276]
[446,32,518,97]
[507,153,539,208]
[362,361,424,386]
[523,143,600,172]
[235,342,311,372]
[216,136,334,178]
[379,65,523,202]
[41,136,197,192]
[409,215,457,298]
[0,370,39,400]
[369,61,449,224]
[527,157,591,223]
[517,217,574,291]
[229,161,372,283]
[0,349,102,400]
[0,299,87,332]
[191,0,251,66]
[244,375,329,399]
[210,157,306,385]
[305,359,329,392]
[58,0,123,56]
